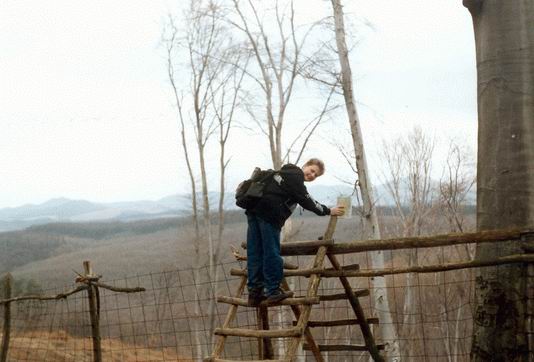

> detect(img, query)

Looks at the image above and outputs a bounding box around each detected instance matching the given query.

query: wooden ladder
[205,216,384,362]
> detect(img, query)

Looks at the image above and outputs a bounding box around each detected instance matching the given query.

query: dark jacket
[247,164,330,229]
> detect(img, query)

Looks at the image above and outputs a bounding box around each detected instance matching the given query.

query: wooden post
[255,306,274,359]
[83,261,102,362]
[0,274,12,362]
[255,307,264,358]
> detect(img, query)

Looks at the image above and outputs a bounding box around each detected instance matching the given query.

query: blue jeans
[246,214,283,296]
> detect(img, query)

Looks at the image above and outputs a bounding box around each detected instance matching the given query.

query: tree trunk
[330,0,400,360]
[464,0,534,360]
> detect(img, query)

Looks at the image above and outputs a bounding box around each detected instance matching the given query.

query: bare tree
[227,3,339,358]
[207,46,249,346]
[228,0,326,169]
[164,0,245,356]
[434,140,476,362]
[329,0,399,360]
[439,141,476,234]
[381,126,436,357]
[463,0,534,360]
[381,127,436,238]
[164,14,205,360]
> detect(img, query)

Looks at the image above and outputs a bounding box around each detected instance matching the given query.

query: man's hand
[330,206,345,216]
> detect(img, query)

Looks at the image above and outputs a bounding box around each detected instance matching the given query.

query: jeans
[246,214,283,296]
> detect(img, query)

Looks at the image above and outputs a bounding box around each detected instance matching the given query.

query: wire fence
[0,241,529,361]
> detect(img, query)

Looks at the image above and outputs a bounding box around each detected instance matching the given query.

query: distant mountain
[0,197,188,232]
[0,181,475,232]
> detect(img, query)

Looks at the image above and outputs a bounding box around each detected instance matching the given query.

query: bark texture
[466,0,534,360]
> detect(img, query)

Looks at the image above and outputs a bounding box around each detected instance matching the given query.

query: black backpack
[235,167,276,209]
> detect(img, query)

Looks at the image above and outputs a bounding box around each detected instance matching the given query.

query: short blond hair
[303,158,325,176]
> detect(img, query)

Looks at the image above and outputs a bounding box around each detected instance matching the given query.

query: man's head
[302,158,325,182]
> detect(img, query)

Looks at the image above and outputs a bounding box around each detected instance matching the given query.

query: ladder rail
[210,275,248,359]
[327,253,385,362]
[283,217,337,362]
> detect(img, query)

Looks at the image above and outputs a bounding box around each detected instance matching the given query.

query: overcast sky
[0,0,477,208]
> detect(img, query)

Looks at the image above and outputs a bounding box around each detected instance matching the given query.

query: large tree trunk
[464,0,534,360]
[331,1,400,360]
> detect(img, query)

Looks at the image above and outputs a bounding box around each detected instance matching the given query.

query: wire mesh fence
[0,241,529,361]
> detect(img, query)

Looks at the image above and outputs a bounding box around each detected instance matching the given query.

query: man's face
[303,165,321,182]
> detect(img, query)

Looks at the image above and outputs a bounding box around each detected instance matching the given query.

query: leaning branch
[0,285,89,305]
[90,282,146,294]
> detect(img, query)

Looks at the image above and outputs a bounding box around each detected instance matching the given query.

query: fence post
[0,273,12,362]
[83,261,102,362]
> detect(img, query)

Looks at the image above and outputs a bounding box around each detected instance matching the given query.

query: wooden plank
[217,295,319,307]
[293,318,379,327]
[303,344,386,352]
[214,327,303,338]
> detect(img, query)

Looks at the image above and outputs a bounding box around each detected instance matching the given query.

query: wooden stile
[207,216,385,361]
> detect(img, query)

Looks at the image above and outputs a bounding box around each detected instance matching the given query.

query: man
[245,158,345,306]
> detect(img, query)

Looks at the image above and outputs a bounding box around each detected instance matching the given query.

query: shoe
[247,288,266,307]
[265,288,294,304]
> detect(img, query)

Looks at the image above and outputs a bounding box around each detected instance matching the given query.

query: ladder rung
[217,295,319,307]
[241,239,334,256]
[280,239,335,256]
[214,327,303,338]
[303,343,386,352]
[231,267,336,278]
[324,263,360,271]
[293,318,379,327]
[204,359,285,362]
[318,289,370,301]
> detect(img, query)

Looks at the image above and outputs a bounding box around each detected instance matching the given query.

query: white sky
[0,0,477,208]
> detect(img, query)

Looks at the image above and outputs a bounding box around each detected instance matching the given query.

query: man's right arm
[283,175,330,216]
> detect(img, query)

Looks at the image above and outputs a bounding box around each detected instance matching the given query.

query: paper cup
[336,196,352,219]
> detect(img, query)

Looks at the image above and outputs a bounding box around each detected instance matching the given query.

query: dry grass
[1,330,192,361]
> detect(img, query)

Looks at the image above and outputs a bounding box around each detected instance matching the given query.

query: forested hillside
[2,207,475,290]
